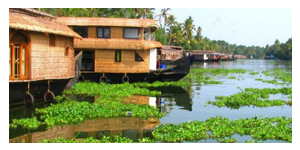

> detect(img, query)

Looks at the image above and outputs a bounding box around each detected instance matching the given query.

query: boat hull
[9,78,72,105]
[79,55,191,84]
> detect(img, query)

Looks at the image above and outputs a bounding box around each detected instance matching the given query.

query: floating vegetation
[262,68,292,84]
[218,137,238,143]
[64,82,161,100]
[40,136,155,143]
[9,99,164,130]
[132,81,190,88]
[184,68,246,85]
[207,87,292,109]
[228,76,236,79]
[152,116,292,143]
[249,72,259,75]
[9,117,41,130]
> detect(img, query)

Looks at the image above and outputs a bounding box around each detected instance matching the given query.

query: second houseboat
[57,17,190,83]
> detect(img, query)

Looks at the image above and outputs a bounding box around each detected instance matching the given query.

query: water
[9,59,292,143]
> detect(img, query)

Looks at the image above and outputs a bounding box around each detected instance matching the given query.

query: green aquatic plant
[152,116,292,143]
[64,82,161,99]
[9,117,42,130]
[261,68,292,84]
[207,87,292,109]
[218,137,238,143]
[249,72,259,75]
[132,81,190,88]
[228,76,236,79]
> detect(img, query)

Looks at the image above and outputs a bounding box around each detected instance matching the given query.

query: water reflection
[9,117,160,143]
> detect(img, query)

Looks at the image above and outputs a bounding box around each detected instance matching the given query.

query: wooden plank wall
[94,50,149,73]
[30,32,75,80]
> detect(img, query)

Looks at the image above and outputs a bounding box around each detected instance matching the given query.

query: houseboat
[9,8,82,106]
[265,55,275,60]
[57,17,190,83]
[190,50,220,62]
[159,45,183,65]
[219,53,237,61]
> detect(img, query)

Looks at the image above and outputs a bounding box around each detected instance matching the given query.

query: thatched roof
[9,10,82,38]
[162,45,183,50]
[57,17,159,29]
[74,38,162,50]
[190,50,217,54]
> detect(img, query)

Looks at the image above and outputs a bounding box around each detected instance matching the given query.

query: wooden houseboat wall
[9,9,82,106]
[58,17,190,83]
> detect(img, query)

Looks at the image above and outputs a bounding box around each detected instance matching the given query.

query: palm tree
[137,8,155,19]
[195,26,202,49]
[183,16,195,41]
[167,15,176,45]
[155,8,171,45]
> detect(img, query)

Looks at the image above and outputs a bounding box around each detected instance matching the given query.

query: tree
[183,16,195,41]
[167,15,176,45]
[155,8,171,45]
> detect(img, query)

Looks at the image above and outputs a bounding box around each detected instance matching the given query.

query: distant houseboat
[159,45,183,65]
[9,8,82,106]
[219,53,237,61]
[265,55,275,60]
[190,50,220,62]
[57,17,190,83]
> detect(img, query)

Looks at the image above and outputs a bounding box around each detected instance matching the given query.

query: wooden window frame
[9,44,28,80]
[115,50,121,62]
[97,27,110,38]
[123,28,139,39]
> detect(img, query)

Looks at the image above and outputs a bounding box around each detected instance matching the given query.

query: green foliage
[65,82,161,99]
[228,76,236,79]
[132,81,190,88]
[152,116,292,143]
[9,117,42,130]
[261,68,292,84]
[207,87,292,109]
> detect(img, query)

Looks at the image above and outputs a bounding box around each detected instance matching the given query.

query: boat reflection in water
[9,117,160,143]
[9,86,191,143]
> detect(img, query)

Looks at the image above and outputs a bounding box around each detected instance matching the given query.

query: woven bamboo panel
[29,32,75,80]
[111,27,123,38]
[57,17,159,29]
[74,38,162,50]
[88,26,97,38]
[94,50,149,73]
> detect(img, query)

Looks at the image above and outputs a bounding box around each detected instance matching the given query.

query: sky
[153,8,292,47]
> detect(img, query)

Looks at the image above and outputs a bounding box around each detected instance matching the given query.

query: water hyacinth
[207,87,292,109]
[152,116,292,143]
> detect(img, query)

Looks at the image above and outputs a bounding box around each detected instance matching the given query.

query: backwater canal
[9,59,292,143]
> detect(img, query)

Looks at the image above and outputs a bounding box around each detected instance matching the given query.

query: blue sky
[153,8,292,47]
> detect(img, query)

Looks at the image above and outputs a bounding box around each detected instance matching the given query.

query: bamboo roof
[190,50,217,54]
[162,45,183,50]
[74,38,162,50]
[57,17,159,29]
[9,10,82,39]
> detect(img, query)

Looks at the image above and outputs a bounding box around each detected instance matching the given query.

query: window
[97,27,110,38]
[115,50,121,62]
[80,50,94,71]
[10,32,28,80]
[49,34,55,46]
[124,28,139,39]
[135,52,144,61]
[73,26,88,38]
